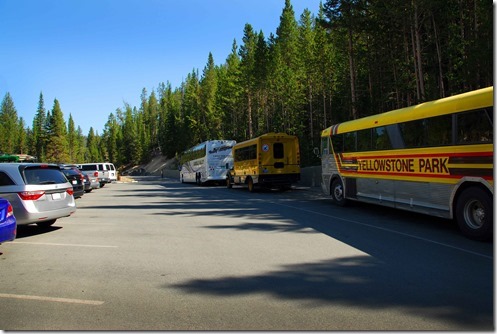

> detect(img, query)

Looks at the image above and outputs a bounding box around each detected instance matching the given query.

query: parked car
[105,163,118,182]
[0,197,16,243]
[83,172,99,192]
[0,163,76,227]
[59,165,85,199]
[76,163,111,187]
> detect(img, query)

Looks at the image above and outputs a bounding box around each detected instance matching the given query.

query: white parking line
[12,241,117,248]
[0,293,104,305]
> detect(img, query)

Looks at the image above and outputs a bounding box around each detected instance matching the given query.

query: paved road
[0,176,493,330]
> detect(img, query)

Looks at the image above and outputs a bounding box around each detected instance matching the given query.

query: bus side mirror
[313,147,321,158]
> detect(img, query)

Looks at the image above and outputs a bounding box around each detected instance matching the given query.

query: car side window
[0,171,15,186]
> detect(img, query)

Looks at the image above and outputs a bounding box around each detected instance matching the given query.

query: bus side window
[357,129,372,151]
[425,114,452,146]
[343,132,356,152]
[373,126,393,150]
[386,124,403,149]
[457,108,493,144]
[400,120,425,148]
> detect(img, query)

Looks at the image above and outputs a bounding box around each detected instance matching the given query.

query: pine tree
[31,92,48,161]
[216,40,242,140]
[45,99,69,163]
[0,93,19,153]
[239,24,257,139]
[67,114,79,162]
[200,52,221,139]
[86,127,100,162]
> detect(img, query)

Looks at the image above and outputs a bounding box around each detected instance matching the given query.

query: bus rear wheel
[331,178,346,206]
[455,187,492,241]
[247,177,255,192]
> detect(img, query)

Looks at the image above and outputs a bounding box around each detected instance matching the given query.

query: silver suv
[0,163,76,227]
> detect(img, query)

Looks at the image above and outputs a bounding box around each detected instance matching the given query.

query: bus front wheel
[331,178,346,206]
[455,187,493,241]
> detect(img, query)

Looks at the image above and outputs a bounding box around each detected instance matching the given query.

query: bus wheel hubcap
[464,199,485,229]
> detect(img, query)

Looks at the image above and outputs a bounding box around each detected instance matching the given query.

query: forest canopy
[0,0,492,168]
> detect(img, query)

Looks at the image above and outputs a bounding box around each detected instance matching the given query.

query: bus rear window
[273,143,284,159]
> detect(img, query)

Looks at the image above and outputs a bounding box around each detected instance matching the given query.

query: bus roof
[321,86,493,137]
[234,133,298,148]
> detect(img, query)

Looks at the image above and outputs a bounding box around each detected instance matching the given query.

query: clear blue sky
[0,0,322,135]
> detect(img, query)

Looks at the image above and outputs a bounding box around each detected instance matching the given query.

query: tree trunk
[432,14,445,97]
[347,27,358,119]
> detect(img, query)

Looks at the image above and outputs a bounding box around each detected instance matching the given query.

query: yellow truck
[226,133,300,192]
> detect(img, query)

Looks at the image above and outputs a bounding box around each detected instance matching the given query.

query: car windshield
[23,167,68,185]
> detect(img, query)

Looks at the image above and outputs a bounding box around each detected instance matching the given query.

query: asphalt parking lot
[0,177,493,330]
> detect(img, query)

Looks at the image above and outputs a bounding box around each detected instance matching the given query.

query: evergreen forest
[0,0,493,169]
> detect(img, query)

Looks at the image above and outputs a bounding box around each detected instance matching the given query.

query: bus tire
[455,187,493,241]
[247,177,255,192]
[226,174,233,189]
[331,178,346,206]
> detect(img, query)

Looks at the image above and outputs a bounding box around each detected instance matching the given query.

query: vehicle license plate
[72,180,77,184]
[52,193,62,200]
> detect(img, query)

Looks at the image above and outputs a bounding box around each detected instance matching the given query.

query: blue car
[0,198,16,243]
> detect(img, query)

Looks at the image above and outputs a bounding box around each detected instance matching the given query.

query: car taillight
[18,190,45,201]
[6,204,13,218]
[93,171,98,177]
[66,188,74,196]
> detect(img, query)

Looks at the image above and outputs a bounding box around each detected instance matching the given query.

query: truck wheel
[331,178,346,206]
[226,174,232,189]
[455,187,493,241]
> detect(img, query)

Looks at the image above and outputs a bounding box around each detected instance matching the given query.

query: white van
[105,163,118,182]
[77,162,117,186]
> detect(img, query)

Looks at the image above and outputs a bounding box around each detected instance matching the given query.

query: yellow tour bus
[318,86,493,240]
[227,132,301,192]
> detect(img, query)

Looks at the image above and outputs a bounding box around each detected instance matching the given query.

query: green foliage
[4,0,492,168]
[0,92,19,154]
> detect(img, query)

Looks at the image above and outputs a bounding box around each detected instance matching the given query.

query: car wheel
[37,219,56,228]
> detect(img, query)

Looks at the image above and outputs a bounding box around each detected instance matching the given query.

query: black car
[59,165,85,199]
